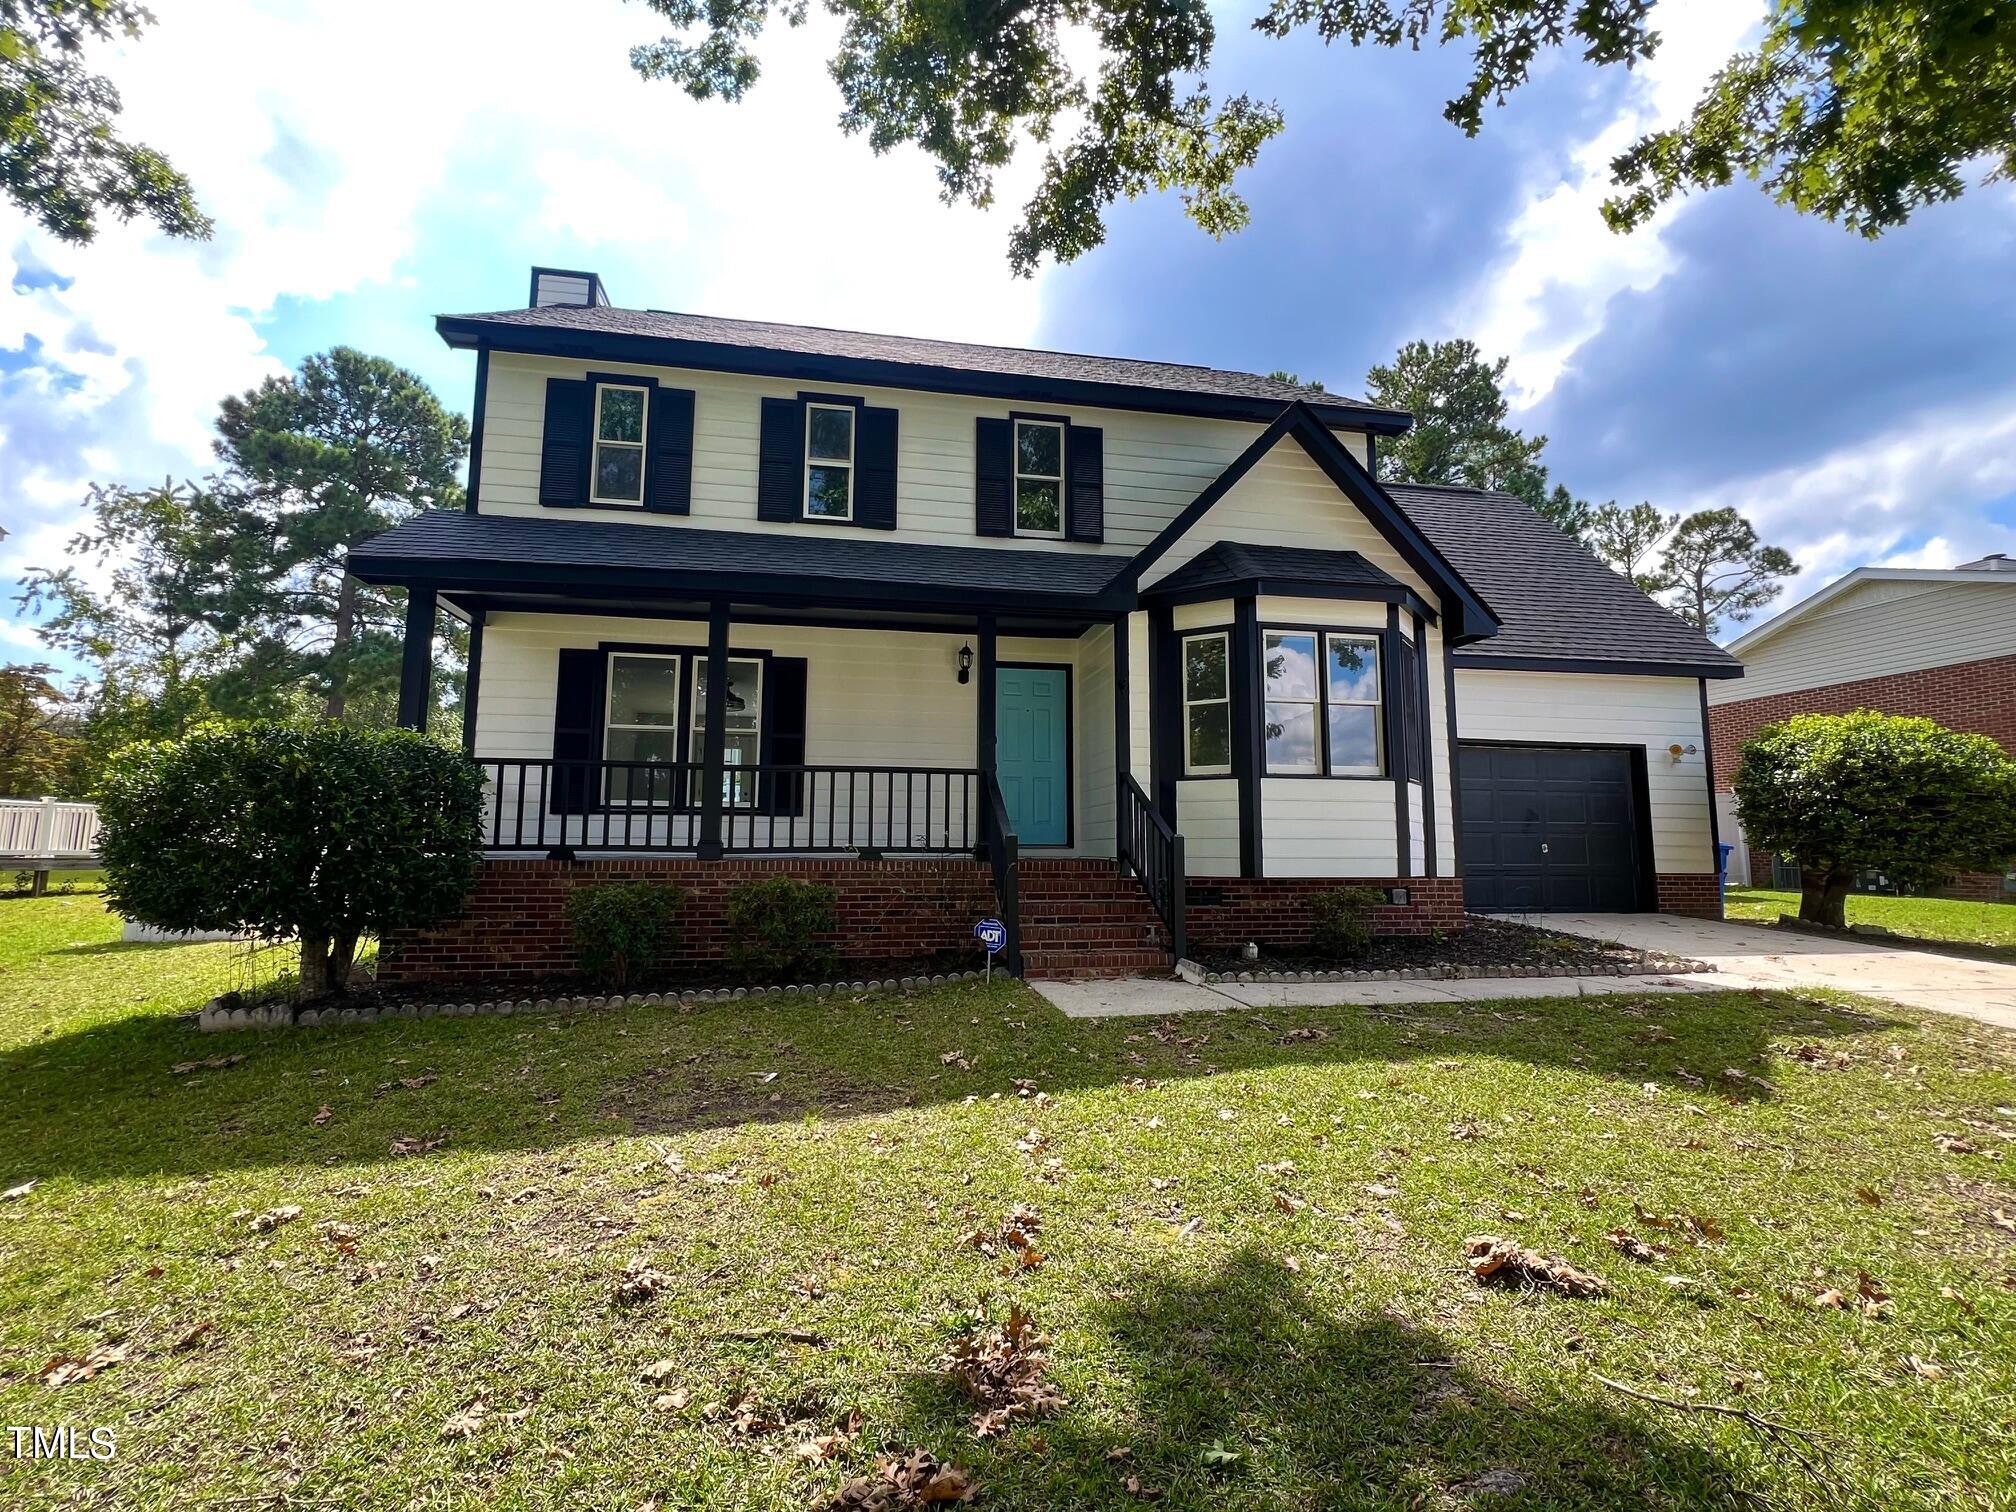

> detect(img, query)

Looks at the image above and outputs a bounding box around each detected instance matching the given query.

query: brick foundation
[1656,873,1723,921]
[1183,877,1468,950]
[379,858,998,984]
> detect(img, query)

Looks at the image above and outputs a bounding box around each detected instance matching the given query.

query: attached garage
[1457,743,1652,913]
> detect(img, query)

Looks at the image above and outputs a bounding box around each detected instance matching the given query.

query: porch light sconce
[956,643,974,685]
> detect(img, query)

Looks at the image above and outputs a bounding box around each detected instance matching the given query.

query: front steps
[1016,859,1175,981]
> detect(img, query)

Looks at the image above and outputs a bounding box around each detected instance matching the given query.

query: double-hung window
[690,656,763,808]
[591,383,649,505]
[1262,631,1321,774]
[603,652,682,803]
[1324,633,1383,776]
[805,404,855,520]
[1014,419,1065,536]
[1181,632,1232,775]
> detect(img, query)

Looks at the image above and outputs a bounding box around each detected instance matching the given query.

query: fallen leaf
[1463,1236,1606,1298]
[1908,1355,1946,1380]
[171,1321,213,1352]
[639,1359,679,1383]
[1855,1186,1883,1207]
[249,1205,303,1233]
[441,1402,487,1440]
[41,1343,127,1386]
[170,1055,243,1075]
[613,1256,674,1303]
[311,1105,334,1127]
[390,1134,447,1157]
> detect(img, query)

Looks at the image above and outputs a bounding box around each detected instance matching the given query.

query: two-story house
[348,267,1738,982]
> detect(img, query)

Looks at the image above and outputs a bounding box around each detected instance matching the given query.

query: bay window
[1324,633,1383,776]
[1182,632,1232,775]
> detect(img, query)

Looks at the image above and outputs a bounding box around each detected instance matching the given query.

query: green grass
[2,896,2013,1511]
[1726,887,2016,953]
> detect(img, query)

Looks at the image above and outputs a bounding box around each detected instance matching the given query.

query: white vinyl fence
[0,797,102,862]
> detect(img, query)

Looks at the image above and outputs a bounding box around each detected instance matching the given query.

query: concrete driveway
[1509,911,2016,1032]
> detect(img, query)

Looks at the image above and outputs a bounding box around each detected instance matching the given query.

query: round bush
[97,721,486,995]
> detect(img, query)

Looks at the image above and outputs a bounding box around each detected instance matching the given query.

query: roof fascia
[1450,652,1744,680]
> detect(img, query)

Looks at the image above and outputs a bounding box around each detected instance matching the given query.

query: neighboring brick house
[1706,555,2016,898]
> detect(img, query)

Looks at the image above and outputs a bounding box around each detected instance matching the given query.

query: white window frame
[803,403,855,521]
[1013,418,1066,539]
[602,650,684,805]
[1324,632,1384,778]
[690,655,765,809]
[1261,629,1322,776]
[1181,631,1233,777]
[590,382,650,507]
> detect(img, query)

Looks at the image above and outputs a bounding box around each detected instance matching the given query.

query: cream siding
[1454,669,1715,875]
[475,352,1369,553]
[1260,781,1399,876]
[1078,625,1117,856]
[1177,779,1242,876]
[1708,579,2016,704]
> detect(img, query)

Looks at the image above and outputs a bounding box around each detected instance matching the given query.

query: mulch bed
[1193,916,1681,976]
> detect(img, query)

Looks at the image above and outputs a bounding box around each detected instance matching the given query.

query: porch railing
[0,797,101,861]
[1119,775,1185,962]
[474,758,986,856]
[979,770,1023,978]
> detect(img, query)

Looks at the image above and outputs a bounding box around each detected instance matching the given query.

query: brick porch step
[1021,947,1177,981]
[1015,860,1174,980]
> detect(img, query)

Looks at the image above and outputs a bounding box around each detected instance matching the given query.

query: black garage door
[1458,744,1647,913]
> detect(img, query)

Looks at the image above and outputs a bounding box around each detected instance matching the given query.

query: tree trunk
[323,574,360,721]
[299,935,331,999]
[1798,865,1854,928]
[327,926,359,993]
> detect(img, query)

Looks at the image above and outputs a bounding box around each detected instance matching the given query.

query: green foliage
[1586,502,1678,596]
[0,663,85,796]
[1308,884,1382,960]
[625,1,2016,270]
[0,1,209,243]
[1266,369,1326,392]
[96,721,485,994]
[724,874,839,983]
[567,881,687,990]
[1734,710,2016,927]
[1656,506,1799,635]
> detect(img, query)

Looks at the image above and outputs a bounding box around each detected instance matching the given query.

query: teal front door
[996,666,1070,846]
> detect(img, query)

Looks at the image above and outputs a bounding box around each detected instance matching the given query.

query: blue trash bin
[1716,842,1734,915]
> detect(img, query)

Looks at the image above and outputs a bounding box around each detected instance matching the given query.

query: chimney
[1958,553,2014,572]
[528,266,611,309]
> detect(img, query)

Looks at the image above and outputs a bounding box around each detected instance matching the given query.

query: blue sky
[3,0,2013,678]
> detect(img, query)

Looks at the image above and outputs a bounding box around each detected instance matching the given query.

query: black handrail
[472,757,983,856]
[979,770,1024,978]
[1119,775,1186,962]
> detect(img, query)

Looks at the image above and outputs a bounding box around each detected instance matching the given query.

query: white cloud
[1459,0,1759,405]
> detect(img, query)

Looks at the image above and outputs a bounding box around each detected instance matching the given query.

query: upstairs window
[805,403,855,520]
[1325,633,1383,776]
[591,383,648,505]
[1182,631,1232,776]
[1014,420,1064,536]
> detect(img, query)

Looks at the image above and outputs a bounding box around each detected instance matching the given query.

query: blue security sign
[974,918,1007,954]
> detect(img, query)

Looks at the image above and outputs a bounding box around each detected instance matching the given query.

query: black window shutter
[757,397,804,522]
[855,406,898,529]
[762,657,809,816]
[646,386,694,514]
[539,378,593,506]
[975,417,1012,536]
[551,648,606,814]
[1065,424,1104,542]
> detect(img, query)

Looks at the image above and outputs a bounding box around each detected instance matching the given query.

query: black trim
[1147,573,1436,622]
[1123,402,1499,644]
[1699,678,1722,870]
[1387,603,1408,877]
[1443,653,1465,878]
[1232,599,1262,878]
[397,587,436,731]
[1148,605,1178,825]
[1457,739,1659,913]
[1451,653,1745,680]
[1413,609,1436,880]
[697,602,730,859]
[976,615,999,803]
[437,317,1412,434]
[460,608,484,755]
[997,661,1075,849]
[450,597,1093,638]
[464,347,489,515]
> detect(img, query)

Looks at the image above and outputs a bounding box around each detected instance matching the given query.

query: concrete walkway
[1034,913,2016,1031]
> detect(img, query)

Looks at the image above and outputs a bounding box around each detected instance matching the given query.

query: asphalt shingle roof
[347,510,1131,603]
[1146,541,1406,599]
[441,304,1385,417]
[1387,482,1739,673]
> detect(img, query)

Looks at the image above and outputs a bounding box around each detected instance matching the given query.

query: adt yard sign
[975,917,1007,979]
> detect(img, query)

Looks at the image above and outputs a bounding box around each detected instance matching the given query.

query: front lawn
[2,896,2013,1511]
[1726,887,2016,954]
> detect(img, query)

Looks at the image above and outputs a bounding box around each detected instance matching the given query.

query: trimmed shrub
[1309,885,1383,960]
[725,875,839,983]
[96,721,485,996]
[568,881,686,990]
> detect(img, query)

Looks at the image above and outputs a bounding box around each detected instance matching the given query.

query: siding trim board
[1453,653,1743,679]
[465,347,489,514]
[1232,598,1263,878]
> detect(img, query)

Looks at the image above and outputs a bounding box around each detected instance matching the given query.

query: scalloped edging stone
[197,969,991,1033]
[1178,954,1715,987]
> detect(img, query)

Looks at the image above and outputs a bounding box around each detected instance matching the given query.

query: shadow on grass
[885,1248,1758,1510]
[0,972,1898,1184]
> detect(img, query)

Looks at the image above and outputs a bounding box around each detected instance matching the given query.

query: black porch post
[396,586,436,731]
[697,598,730,860]
[1232,596,1263,879]
[976,614,999,779]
